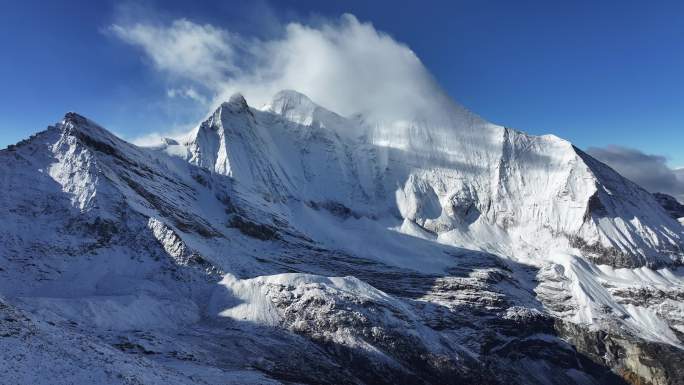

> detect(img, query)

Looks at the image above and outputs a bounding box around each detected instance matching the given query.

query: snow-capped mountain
[175,90,683,268]
[1,91,683,385]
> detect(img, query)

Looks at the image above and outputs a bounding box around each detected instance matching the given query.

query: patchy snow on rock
[212,273,402,327]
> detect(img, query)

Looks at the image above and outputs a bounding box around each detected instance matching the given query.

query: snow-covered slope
[1,93,683,384]
[174,90,683,268]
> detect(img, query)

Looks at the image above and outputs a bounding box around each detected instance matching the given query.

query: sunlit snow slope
[172,90,683,268]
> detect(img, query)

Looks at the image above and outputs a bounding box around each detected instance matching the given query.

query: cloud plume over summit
[110,14,447,122]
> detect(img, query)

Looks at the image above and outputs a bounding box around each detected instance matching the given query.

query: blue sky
[1,0,683,167]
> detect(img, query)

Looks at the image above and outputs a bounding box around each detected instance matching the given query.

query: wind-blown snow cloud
[587,145,684,202]
[109,14,446,122]
[166,87,208,104]
[111,19,239,88]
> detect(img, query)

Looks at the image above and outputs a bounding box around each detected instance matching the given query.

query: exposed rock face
[0,94,682,384]
[556,321,684,385]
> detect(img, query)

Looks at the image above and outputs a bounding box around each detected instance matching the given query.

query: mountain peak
[263,90,333,128]
[62,112,90,126]
[58,111,115,143]
[272,89,314,105]
[267,89,317,115]
[218,93,250,114]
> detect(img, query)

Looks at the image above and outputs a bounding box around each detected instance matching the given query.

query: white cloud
[129,125,193,147]
[110,14,450,123]
[166,87,208,104]
[130,132,169,147]
[111,19,239,86]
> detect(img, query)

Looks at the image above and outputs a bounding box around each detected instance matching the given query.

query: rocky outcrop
[653,192,684,220]
[556,321,684,385]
